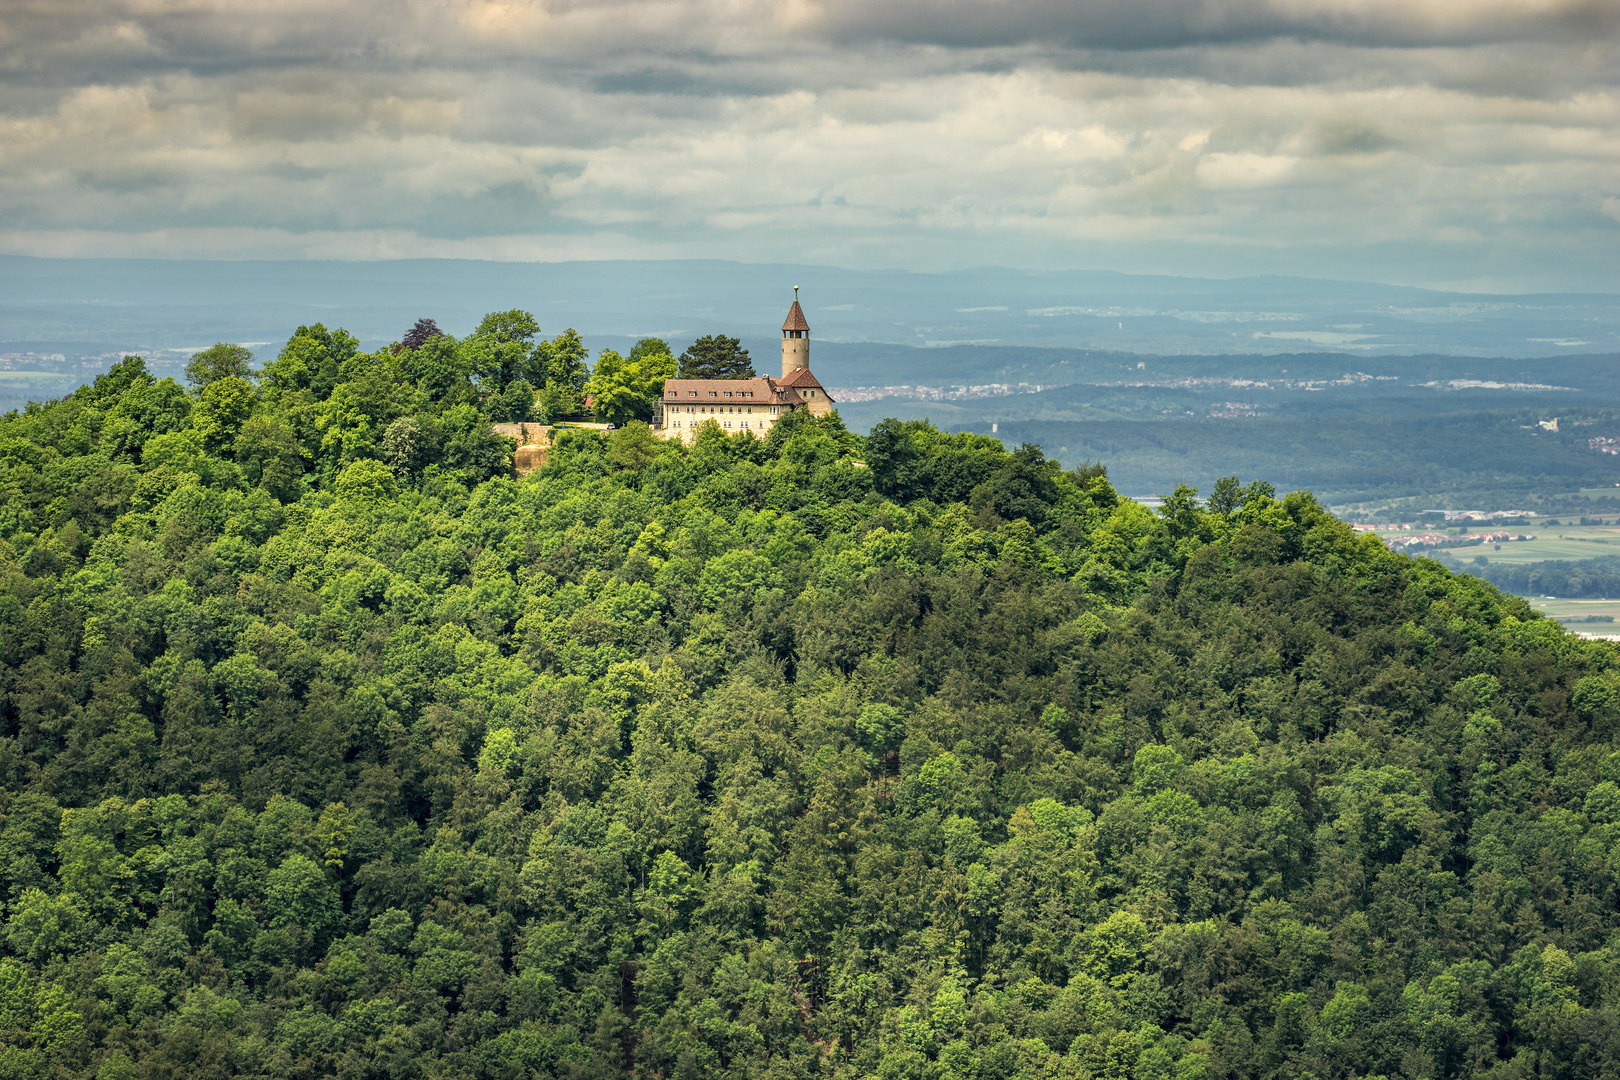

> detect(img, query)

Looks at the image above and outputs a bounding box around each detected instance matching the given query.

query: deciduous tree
[185,342,255,388]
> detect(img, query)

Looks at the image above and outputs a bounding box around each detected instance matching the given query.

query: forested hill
[2,325,1620,1080]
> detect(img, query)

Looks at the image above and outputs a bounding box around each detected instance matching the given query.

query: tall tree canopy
[678,334,754,380]
[183,343,255,388]
[464,309,542,394]
[584,338,678,426]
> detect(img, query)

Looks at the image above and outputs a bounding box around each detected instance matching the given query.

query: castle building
[653,292,836,444]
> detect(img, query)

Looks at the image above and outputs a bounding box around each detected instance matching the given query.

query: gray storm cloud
[0,0,1616,289]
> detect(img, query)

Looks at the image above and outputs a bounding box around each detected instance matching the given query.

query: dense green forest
[1449,555,1620,601]
[3,318,1620,1080]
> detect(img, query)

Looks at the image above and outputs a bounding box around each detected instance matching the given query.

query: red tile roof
[782,301,810,332]
[774,369,822,390]
[775,368,833,400]
[661,377,804,407]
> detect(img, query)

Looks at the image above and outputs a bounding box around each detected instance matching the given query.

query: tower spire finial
[782,287,810,376]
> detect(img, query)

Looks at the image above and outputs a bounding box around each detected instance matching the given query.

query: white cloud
[0,0,1615,288]
[1195,152,1301,189]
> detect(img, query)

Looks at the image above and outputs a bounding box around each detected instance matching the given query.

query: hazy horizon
[5,256,1617,368]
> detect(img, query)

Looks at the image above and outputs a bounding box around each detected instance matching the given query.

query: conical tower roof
[782,300,810,333]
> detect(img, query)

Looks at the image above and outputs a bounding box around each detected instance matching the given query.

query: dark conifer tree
[677,335,754,379]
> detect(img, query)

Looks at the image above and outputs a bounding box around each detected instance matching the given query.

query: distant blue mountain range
[3,257,1616,370]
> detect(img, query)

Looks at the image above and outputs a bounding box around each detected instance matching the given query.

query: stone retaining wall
[491,423,552,475]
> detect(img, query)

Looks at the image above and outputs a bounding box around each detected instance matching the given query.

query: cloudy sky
[1,0,1616,291]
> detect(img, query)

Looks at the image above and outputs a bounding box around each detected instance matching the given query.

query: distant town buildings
[1383,531,1533,554]
[1207,402,1268,418]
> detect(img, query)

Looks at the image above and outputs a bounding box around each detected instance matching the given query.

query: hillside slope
[2,334,1619,1080]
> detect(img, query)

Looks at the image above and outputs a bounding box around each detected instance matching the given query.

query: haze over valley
[5,255,1617,506]
[5,1,1620,1078]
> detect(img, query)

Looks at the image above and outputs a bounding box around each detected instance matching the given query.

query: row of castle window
[671,389,756,398]
[671,405,776,414]
[670,419,769,429]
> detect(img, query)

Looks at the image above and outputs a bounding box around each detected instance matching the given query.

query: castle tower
[781,287,810,379]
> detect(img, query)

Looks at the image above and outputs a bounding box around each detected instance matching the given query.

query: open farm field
[0,370,84,391]
[1423,523,1620,564]
[1439,529,1620,563]
[1525,596,1620,637]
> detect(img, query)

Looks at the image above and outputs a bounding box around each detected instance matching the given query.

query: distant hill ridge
[3,255,1615,360]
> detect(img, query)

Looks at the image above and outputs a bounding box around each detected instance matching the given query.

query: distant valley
[5,255,1618,509]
